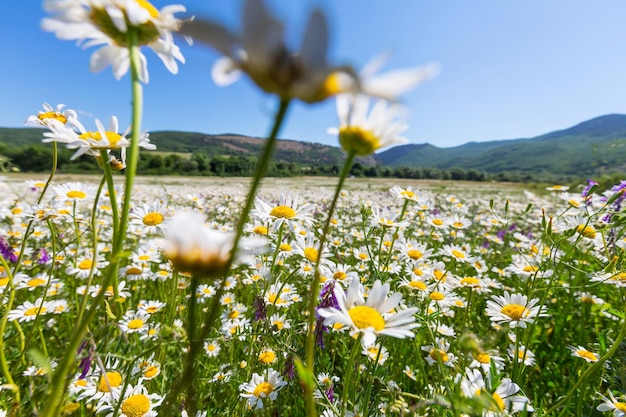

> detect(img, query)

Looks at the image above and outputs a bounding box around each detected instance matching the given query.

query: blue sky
[2,1,626,149]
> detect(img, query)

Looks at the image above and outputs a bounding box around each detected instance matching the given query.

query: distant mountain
[378,114,626,177]
[2,114,626,178]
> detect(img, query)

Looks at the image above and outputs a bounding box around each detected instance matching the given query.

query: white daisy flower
[251,193,314,231]
[97,382,164,417]
[597,391,626,416]
[461,368,533,415]
[318,278,418,346]
[25,102,78,128]
[486,291,547,329]
[238,368,287,410]
[42,0,187,83]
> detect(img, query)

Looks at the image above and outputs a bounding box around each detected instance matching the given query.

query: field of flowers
[3,0,626,415]
[1,174,626,416]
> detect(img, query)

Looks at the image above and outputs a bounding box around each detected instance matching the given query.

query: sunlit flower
[251,193,314,231]
[130,201,169,233]
[25,102,78,127]
[486,292,547,329]
[239,368,287,409]
[118,310,151,334]
[43,116,155,160]
[42,0,187,83]
[318,278,418,346]
[329,94,408,156]
[97,382,163,417]
[54,182,97,203]
[163,211,267,277]
[569,345,599,363]
[422,338,456,367]
[8,298,56,322]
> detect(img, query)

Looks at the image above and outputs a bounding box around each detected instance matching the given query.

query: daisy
[130,201,169,233]
[251,193,314,231]
[508,344,536,367]
[54,182,96,203]
[317,278,418,346]
[369,204,410,229]
[362,343,389,365]
[258,348,277,365]
[162,211,267,278]
[25,102,78,128]
[461,368,533,415]
[118,310,151,334]
[7,298,55,322]
[329,94,408,156]
[42,0,186,83]
[204,340,220,358]
[597,391,626,416]
[469,350,506,372]
[486,292,547,329]
[389,185,422,203]
[43,115,155,160]
[269,313,291,333]
[239,368,287,410]
[422,338,457,367]
[569,345,599,363]
[66,254,108,279]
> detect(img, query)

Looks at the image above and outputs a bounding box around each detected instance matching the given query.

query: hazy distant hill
[2,114,626,178]
[378,114,626,177]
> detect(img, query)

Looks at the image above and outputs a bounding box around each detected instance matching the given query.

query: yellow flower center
[143,365,159,378]
[127,319,144,330]
[430,291,445,301]
[25,306,46,316]
[348,306,385,331]
[500,304,528,320]
[270,205,296,219]
[142,212,163,226]
[279,243,292,251]
[615,402,626,412]
[408,281,427,290]
[90,5,160,47]
[339,126,380,156]
[77,259,93,270]
[523,265,538,273]
[273,321,284,330]
[429,349,449,363]
[126,267,143,275]
[11,207,22,215]
[611,273,626,283]
[474,352,491,364]
[137,0,159,18]
[451,250,465,259]
[576,349,598,362]
[98,371,122,392]
[453,221,465,228]
[38,111,67,124]
[253,381,274,398]
[358,253,368,260]
[0,277,9,287]
[304,247,319,262]
[120,393,151,417]
[253,225,268,235]
[432,218,444,226]
[27,278,46,287]
[259,350,277,364]
[576,224,596,239]
[407,249,423,260]
[460,277,480,286]
[401,190,416,199]
[78,130,123,147]
[67,190,87,199]
[333,271,347,281]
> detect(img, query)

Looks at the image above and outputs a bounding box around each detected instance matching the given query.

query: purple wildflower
[283,355,295,380]
[582,179,598,204]
[315,282,340,348]
[35,248,51,265]
[253,296,267,321]
[0,237,18,263]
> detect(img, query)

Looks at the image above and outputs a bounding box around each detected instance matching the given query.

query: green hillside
[378,114,626,177]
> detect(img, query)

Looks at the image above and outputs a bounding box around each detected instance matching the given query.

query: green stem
[305,151,356,417]
[100,149,120,238]
[342,334,363,417]
[42,28,144,417]
[0,255,20,407]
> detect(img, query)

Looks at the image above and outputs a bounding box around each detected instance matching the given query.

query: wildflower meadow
[1,1,626,416]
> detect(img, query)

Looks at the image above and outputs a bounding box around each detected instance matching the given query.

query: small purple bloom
[283,355,295,380]
[0,237,17,263]
[253,296,267,321]
[35,248,50,265]
[315,282,340,348]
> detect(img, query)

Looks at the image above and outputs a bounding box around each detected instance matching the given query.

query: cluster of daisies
[1,174,625,416]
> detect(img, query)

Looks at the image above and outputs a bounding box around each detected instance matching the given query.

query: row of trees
[1,144,510,182]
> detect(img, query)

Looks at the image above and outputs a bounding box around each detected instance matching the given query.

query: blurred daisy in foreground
[318,278,418,346]
[42,0,187,83]
[239,368,287,410]
[163,211,267,278]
